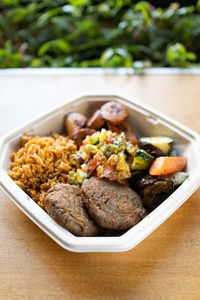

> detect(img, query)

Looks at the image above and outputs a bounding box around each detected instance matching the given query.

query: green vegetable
[139,137,173,155]
[107,143,123,154]
[126,142,137,156]
[115,132,126,145]
[111,133,126,152]
[168,172,189,187]
[132,149,154,170]
[0,2,200,68]
[97,142,107,153]
[77,169,89,183]
[84,144,99,154]
[116,152,126,171]
[68,170,78,184]
[99,129,107,143]
[90,132,100,145]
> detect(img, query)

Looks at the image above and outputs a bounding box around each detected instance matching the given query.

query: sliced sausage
[87,110,106,130]
[65,112,87,138]
[73,128,96,148]
[107,120,137,145]
[101,101,128,125]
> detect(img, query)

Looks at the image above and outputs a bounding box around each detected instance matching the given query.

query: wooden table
[1,72,200,300]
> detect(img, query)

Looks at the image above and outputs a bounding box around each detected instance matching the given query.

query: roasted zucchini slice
[168,172,189,187]
[139,136,173,155]
[132,150,154,170]
[137,140,163,157]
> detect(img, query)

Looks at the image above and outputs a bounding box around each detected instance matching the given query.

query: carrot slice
[149,157,187,176]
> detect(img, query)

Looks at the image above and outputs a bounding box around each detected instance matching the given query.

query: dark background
[143,0,197,7]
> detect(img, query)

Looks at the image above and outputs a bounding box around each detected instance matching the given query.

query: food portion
[107,120,137,145]
[73,128,96,148]
[73,129,136,183]
[82,177,145,230]
[8,134,77,208]
[137,140,163,157]
[134,175,174,211]
[44,183,99,237]
[87,110,105,130]
[131,149,154,171]
[8,101,189,237]
[168,172,189,187]
[65,112,87,138]
[139,137,173,156]
[101,101,128,125]
[149,156,187,176]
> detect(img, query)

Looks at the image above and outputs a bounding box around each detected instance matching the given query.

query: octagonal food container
[0,95,200,252]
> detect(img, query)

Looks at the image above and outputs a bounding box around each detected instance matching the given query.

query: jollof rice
[8,133,77,208]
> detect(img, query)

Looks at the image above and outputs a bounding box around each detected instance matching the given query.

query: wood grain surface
[0,74,200,300]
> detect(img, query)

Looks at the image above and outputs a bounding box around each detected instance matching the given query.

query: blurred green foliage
[0,0,200,68]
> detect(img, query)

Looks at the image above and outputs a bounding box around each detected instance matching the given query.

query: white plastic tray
[0,95,200,252]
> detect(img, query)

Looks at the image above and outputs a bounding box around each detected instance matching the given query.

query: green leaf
[38,39,71,56]
[38,43,50,56]
[31,58,44,68]
[37,8,62,26]
[68,0,90,8]
[56,39,72,53]
[166,43,196,67]
[186,52,196,61]
[8,8,29,23]
[0,47,21,68]
[2,0,18,6]
[135,1,152,23]
[197,0,200,13]
[177,6,195,16]
[100,47,133,67]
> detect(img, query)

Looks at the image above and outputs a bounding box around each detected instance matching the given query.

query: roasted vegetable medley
[68,130,135,184]
[8,101,189,236]
[64,101,188,214]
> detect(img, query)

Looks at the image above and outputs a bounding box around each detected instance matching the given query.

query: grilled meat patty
[81,177,145,230]
[44,183,99,236]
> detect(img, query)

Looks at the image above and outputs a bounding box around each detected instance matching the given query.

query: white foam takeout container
[0,95,200,252]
